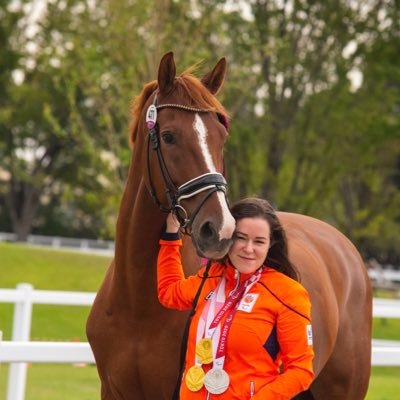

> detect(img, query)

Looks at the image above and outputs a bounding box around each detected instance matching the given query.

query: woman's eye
[161,132,175,144]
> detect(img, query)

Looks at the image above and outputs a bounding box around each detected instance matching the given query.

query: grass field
[0,242,399,399]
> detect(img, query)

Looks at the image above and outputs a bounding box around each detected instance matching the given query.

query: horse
[86,52,236,399]
[87,52,372,400]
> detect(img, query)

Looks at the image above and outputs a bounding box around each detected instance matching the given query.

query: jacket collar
[223,259,263,287]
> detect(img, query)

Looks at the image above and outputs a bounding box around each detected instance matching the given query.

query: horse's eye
[161,132,175,144]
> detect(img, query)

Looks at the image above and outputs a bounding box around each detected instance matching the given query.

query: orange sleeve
[253,285,314,399]
[157,239,204,311]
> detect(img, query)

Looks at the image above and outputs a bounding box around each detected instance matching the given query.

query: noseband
[145,94,228,229]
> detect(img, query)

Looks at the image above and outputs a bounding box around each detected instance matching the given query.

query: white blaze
[194,114,214,172]
[193,114,236,240]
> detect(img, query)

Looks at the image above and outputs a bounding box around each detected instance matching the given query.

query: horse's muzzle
[192,219,233,259]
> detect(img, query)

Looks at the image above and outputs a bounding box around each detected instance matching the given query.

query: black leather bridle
[145,93,228,230]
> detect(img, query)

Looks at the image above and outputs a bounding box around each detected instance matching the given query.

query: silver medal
[204,368,230,394]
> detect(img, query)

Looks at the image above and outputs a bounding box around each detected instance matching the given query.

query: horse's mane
[129,68,228,145]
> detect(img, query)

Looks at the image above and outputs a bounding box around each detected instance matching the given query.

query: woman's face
[228,217,271,274]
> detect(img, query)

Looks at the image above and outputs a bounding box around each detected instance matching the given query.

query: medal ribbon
[211,268,262,370]
[194,277,226,366]
[209,269,262,330]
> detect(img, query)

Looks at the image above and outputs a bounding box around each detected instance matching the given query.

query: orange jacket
[157,238,314,399]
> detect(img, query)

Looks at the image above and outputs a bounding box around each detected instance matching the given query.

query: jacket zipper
[232,269,240,292]
[250,381,255,398]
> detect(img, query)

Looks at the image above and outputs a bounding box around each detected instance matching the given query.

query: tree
[1,0,398,263]
[0,0,119,240]
[0,0,27,235]
[219,0,400,263]
[0,0,232,240]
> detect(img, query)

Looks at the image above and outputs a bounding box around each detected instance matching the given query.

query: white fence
[369,268,400,284]
[0,285,400,400]
[0,232,114,256]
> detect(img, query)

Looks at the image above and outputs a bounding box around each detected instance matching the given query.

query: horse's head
[132,52,235,259]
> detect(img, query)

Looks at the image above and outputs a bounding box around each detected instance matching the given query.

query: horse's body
[87,53,372,400]
[280,212,372,399]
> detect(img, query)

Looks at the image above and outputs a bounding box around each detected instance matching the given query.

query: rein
[172,260,212,400]
[145,93,228,230]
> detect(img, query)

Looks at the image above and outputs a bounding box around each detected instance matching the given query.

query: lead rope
[172,260,212,400]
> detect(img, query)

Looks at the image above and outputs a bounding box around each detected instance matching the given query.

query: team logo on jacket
[237,293,259,313]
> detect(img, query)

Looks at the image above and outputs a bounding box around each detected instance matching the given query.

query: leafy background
[0,0,399,266]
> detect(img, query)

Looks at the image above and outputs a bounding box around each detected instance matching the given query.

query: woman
[157,197,314,399]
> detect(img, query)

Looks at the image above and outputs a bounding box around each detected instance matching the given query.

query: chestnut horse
[87,53,372,400]
[87,52,236,399]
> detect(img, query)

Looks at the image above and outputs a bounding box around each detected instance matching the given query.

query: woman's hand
[166,212,180,233]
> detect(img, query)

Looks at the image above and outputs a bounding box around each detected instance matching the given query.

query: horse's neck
[112,162,164,309]
[110,147,201,311]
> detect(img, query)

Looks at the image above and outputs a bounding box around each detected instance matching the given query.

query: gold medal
[195,338,213,364]
[185,365,205,392]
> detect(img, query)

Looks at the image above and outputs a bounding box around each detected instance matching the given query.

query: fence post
[7,283,33,400]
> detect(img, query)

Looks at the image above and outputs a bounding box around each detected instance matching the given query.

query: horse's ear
[201,58,227,95]
[158,52,176,95]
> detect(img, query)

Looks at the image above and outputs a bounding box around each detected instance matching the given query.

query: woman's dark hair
[229,197,299,281]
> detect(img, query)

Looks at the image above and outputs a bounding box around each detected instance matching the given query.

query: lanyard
[194,268,262,369]
[210,269,262,370]
[194,277,226,366]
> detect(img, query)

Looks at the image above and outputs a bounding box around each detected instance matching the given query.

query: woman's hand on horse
[166,212,180,233]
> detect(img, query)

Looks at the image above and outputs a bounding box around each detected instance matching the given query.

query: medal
[185,365,205,392]
[196,338,213,364]
[204,368,230,394]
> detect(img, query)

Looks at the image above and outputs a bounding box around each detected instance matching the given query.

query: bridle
[145,93,228,230]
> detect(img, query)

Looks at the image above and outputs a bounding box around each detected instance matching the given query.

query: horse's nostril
[200,221,215,240]
[195,221,232,259]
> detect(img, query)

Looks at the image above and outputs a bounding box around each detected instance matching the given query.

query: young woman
[157,197,314,399]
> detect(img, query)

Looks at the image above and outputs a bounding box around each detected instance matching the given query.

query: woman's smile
[228,217,271,274]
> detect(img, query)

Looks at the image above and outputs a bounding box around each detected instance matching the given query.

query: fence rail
[1,284,400,400]
[0,231,114,256]
[0,340,95,363]
[1,339,400,366]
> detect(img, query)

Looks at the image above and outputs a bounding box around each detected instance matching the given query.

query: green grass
[373,317,400,341]
[0,242,110,341]
[0,364,100,400]
[0,242,109,290]
[0,242,399,399]
[367,368,400,400]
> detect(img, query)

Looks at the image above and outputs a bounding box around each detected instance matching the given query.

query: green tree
[0,0,119,240]
[0,0,27,234]
[0,0,232,240]
[219,0,400,263]
[1,0,398,264]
